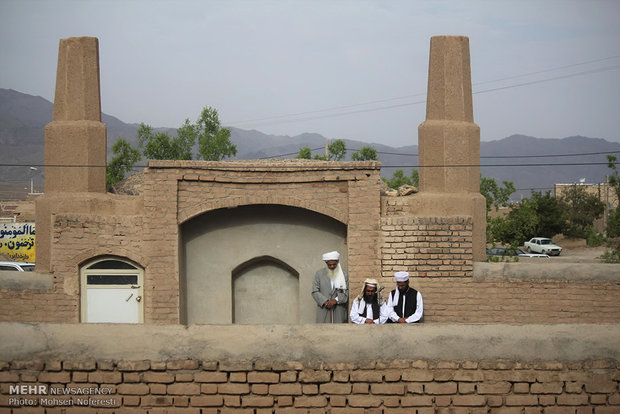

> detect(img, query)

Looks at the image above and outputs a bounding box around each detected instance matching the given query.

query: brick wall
[0,213,145,323]
[144,160,382,323]
[379,215,620,323]
[0,160,382,324]
[381,216,474,279]
[1,358,618,412]
[2,160,620,325]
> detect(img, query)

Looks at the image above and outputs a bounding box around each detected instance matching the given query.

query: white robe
[349,297,389,324]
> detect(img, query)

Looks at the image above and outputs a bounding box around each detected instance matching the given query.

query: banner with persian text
[0,223,35,262]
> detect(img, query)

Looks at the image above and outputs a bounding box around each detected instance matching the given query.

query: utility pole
[29,167,38,194]
[605,175,609,229]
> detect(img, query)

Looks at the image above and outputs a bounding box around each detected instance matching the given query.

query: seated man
[387,271,423,323]
[349,278,388,324]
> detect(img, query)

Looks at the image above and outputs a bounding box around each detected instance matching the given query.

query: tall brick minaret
[44,36,106,193]
[37,37,107,271]
[415,36,486,261]
[418,35,480,194]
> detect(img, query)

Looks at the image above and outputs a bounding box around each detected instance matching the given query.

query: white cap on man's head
[322,251,340,261]
[394,271,409,282]
[364,278,378,287]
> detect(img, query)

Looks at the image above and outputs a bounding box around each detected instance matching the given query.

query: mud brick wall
[1,359,619,412]
[380,215,620,323]
[380,216,474,279]
[3,160,620,325]
[0,213,144,323]
[0,160,382,324]
[419,276,620,323]
[144,160,382,323]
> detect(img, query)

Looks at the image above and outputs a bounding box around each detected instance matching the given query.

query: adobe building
[1,36,619,412]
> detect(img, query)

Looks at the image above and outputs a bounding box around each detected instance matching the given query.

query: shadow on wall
[180,204,347,325]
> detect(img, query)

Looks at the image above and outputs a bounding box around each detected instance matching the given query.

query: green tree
[297,140,347,161]
[607,209,620,238]
[487,199,538,245]
[410,169,419,188]
[327,139,346,161]
[351,146,378,161]
[137,123,195,160]
[607,155,620,200]
[529,190,566,237]
[559,185,605,238]
[606,155,620,237]
[106,138,142,189]
[297,146,312,159]
[193,107,237,161]
[480,176,516,213]
[604,154,620,261]
[382,169,419,189]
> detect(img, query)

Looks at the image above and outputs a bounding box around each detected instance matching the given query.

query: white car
[486,247,549,258]
[523,238,562,256]
[0,261,36,271]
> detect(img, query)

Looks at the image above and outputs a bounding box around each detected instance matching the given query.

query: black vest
[390,287,418,319]
[358,297,380,320]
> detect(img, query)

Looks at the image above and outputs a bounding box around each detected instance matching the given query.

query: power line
[258,147,323,159]
[480,150,620,159]
[515,187,555,191]
[382,161,619,168]
[365,149,620,159]
[254,147,620,160]
[473,64,620,96]
[224,56,620,127]
[473,54,620,86]
[225,64,620,128]
[1,161,618,169]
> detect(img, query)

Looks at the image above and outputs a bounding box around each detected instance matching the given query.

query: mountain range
[2,88,619,200]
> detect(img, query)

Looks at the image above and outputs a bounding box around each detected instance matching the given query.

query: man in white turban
[350,278,388,324]
[311,251,349,323]
[386,271,423,323]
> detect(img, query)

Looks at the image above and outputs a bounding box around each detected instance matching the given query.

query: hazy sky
[1,0,619,147]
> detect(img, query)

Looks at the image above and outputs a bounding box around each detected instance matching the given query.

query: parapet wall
[379,215,620,323]
[3,253,620,324]
[0,323,618,411]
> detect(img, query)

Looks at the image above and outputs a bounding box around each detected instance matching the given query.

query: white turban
[364,278,378,287]
[322,251,340,261]
[394,271,409,282]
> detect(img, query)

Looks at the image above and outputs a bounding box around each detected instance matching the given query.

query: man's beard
[327,267,337,280]
[364,293,377,303]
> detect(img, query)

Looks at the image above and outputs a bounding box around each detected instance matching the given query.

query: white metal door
[81,258,144,323]
[86,286,141,323]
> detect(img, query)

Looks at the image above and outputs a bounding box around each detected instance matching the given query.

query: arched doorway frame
[180,204,348,324]
[80,256,144,323]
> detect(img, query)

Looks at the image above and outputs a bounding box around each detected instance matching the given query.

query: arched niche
[232,256,299,324]
[180,204,347,324]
